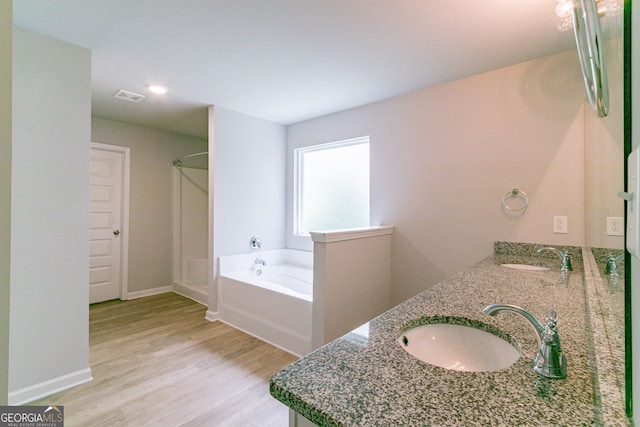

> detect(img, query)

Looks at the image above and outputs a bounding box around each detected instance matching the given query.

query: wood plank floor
[31,293,298,426]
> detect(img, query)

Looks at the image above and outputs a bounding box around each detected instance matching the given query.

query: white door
[90,147,124,303]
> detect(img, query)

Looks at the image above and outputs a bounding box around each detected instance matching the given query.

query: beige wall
[92,117,207,294]
[287,50,587,304]
[584,36,625,249]
[0,0,12,405]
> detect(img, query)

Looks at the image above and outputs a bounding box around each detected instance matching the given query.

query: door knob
[113,230,120,236]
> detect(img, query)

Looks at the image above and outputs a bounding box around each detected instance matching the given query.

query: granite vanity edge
[269,382,342,427]
[582,247,629,424]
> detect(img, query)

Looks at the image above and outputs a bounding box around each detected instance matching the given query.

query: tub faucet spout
[537,247,572,271]
[483,303,566,379]
[255,258,267,266]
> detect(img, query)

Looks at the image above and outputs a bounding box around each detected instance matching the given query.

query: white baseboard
[8,367,93,405]
[205,310,219,322]
[125,286,172,300]
[172,282,207,306]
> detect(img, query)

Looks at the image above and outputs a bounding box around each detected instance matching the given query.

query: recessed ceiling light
[148,85,168,94]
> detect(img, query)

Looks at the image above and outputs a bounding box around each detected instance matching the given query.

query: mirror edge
[624,0,632,417]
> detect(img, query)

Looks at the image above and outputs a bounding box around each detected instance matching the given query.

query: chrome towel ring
[502,188,529,211]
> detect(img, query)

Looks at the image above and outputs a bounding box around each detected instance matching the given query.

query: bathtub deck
[31,292,297,426]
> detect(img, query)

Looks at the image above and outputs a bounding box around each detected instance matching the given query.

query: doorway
[89,142,130,303]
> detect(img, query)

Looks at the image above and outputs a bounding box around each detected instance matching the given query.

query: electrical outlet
[606,217,624,236]
[553,216,568,234]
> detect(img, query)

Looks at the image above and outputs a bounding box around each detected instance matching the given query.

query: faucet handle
[544,310,562,349]
[605,254,623,277]
[537,247,572,271]
[545,310,557,329]
[562,252,572,272]
[605,258,615,275]
[533,325,567,379]
[484,303,567,379]
[542,326,555,343]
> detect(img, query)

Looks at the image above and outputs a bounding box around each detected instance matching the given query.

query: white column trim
[309,226,393,243]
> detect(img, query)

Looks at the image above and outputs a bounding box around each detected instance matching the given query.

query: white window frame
[293,136,370,236]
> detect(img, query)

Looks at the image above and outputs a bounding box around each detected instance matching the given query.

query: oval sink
[501,263,550,271]
[398,323,520,372]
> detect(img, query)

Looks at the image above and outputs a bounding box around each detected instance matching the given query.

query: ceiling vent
[113,89,146,103]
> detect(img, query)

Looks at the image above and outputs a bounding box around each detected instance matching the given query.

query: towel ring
[502,188,528,211]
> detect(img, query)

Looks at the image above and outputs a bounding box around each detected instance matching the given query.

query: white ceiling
[12,0,576,139]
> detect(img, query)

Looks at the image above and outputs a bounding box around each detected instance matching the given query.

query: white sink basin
[501,263,550,271]
[398,323,520,372]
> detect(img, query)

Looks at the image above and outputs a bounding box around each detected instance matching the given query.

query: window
[294,136,370,236]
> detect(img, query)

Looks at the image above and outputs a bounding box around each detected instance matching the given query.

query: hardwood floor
[31,293,298,426]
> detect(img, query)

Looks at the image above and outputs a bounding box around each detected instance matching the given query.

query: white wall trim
[205,310,219,322]
[208,106,216,314]
[309,226,394,243]
[172,168,182,287]
[8,368,92,405]
[172,283,207,306]
[90,142,131,300]
[125,286,172,300]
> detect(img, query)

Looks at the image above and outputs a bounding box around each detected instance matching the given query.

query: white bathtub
[218,249,313,356]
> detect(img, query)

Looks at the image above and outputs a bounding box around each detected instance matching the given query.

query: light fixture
[555,0,574,31]
[148,85,168,94]
[555,0,622,32]
[556,0,573,18]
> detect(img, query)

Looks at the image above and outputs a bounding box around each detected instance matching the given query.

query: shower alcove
[172,152,209,305]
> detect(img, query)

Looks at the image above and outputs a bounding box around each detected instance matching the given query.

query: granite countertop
[270,243,626,426]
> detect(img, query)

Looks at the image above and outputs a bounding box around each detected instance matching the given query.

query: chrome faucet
[483,304,567,379]
[254,258,267,266]
[537,247,572,272]
[605,254,624,277]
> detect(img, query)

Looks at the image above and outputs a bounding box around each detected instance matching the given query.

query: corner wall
[9,27,91,402]
[0,0,12,405]
[211,106,286,311]
[287,50,586,304]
